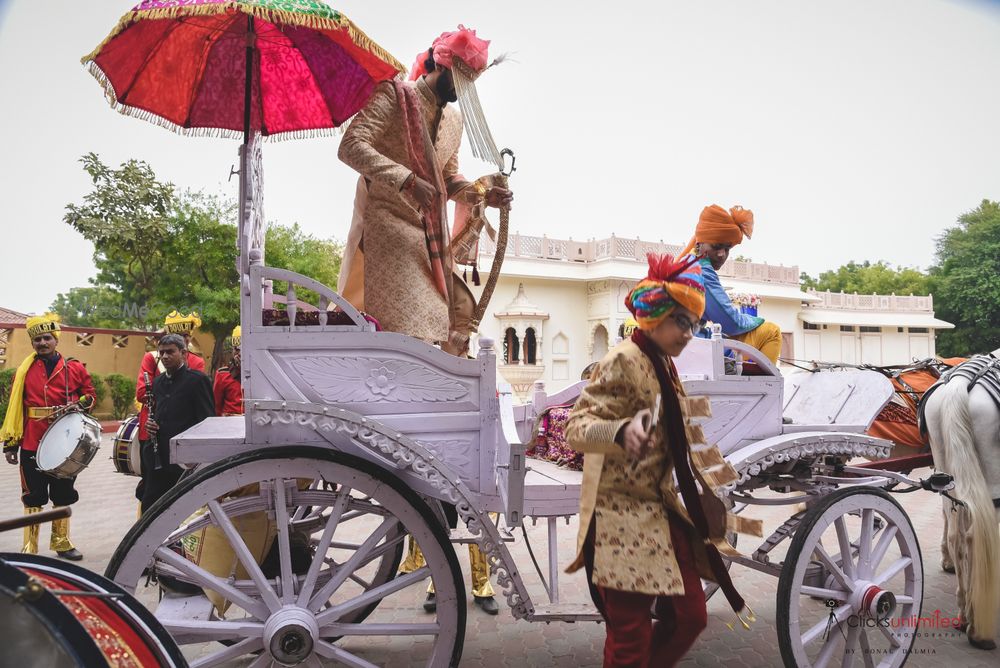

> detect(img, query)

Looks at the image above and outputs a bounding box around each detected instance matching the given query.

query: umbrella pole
[243,14,254,145]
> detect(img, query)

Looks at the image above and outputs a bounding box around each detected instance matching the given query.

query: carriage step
[530,603,603,623]
[448,526,515,544]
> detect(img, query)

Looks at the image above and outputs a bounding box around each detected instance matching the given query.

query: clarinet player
[140,333,215,514]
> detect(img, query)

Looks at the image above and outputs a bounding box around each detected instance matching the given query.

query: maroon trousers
[584,513,709,668]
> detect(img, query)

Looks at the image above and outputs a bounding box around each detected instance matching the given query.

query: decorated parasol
[83,0,405,279]
[83,0,405,141]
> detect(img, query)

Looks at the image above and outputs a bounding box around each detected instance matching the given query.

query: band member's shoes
[474,595,499,615]
[423,592,437,613]
[56,548,84,561]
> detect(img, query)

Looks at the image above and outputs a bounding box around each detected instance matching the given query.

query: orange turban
[680,205,754,257]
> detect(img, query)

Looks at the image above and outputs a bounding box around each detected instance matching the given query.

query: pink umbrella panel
[84,2,405,140]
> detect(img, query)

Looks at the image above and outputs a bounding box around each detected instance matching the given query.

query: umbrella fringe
[82,3,404,74]
[88,59,348,142]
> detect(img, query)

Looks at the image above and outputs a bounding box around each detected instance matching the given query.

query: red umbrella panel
[83,0,405,140]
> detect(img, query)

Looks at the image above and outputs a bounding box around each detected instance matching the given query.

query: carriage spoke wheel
[106,447,466,668]
[776,487,923,668]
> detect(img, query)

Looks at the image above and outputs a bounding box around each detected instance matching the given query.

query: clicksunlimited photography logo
[823,598,962,656]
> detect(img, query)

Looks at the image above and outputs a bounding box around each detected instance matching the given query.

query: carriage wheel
[106,447,466,668]
[776,487,923,668]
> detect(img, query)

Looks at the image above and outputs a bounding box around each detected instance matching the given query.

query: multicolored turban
[625,254,706,331]
[26,313,61,339]
[680,204,755,257]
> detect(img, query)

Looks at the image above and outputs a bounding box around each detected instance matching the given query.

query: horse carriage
[62,131,963,668]
[8,3,982,665]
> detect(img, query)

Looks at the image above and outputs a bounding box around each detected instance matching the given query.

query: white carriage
[97,135,963,668]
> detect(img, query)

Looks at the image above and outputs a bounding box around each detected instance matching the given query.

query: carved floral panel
[288,355,471,404]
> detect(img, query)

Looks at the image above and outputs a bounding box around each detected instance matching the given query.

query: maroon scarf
[631,329,747,615]
[393,80,450,300]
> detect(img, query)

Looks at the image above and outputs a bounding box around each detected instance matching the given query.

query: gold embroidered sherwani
[565,339,760,596]
[337,79,470,343]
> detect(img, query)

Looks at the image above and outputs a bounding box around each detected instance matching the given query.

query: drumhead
[3,554,187,667]
[0,555,107,667]
[37,413,89,471]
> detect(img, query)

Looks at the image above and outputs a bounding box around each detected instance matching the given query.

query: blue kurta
[697,257,764,336]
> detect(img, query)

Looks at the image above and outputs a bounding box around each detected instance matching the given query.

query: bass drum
[113,415,143,477]
[0,553,186,667]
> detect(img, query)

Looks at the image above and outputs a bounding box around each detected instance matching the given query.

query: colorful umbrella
[83,0,405,140]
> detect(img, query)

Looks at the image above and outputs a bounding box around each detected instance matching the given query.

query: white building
[465,233,952,394]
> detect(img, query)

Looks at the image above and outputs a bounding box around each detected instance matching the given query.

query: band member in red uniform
[135,311,205,443]
[1,314,95,559]
[213,326,243,416]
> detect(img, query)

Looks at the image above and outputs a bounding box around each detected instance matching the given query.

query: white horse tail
[936,379,1000,639]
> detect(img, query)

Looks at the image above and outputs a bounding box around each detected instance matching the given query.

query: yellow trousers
[399,535,494,598]
[733,320,782,365]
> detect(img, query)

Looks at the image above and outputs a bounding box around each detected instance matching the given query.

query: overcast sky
[2,0,999,314]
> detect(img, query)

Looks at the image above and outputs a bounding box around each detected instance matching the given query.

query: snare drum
[112,416,142,477]
[35,412,101,480]
[0,553,185,667]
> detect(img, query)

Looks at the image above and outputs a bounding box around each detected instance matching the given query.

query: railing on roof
[805,290,934,312]
[479,233,801,285]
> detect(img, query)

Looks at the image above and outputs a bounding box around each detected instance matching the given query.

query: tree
[63,153,174,308]
[930,200,1000,357]
[800,261,931,296]
[51,285,141,329]
[265,223,343,305]
[59,153,345,370]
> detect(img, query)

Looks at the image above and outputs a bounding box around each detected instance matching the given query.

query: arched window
[591,324,609,362]
[503,327,520,364]
[523,328,537,365]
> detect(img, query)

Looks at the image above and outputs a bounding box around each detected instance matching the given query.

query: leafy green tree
[265,223,343,305]
[60,154,344,370]
[800,261,931,296]
[63,153,174,308]
[51,286,140,329]
[930,200,1000,356]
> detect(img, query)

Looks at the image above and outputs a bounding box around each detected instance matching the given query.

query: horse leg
[941,498,956,573]
[965,386,1000,650]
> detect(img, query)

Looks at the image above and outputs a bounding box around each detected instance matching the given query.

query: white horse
[922,353,1000,650]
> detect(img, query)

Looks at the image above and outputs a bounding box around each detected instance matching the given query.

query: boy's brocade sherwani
[565,339,761,596]
[338,78,469,343]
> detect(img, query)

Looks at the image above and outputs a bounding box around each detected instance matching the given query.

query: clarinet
[144,372,163,471]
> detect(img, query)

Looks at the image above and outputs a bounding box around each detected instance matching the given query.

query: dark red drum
[0,553,186,667]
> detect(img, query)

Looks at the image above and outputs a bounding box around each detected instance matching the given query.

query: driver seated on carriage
[0,314,95,560]
[681,204,783,365]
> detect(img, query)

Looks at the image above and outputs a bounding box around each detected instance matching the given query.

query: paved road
[0,434,994,667]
